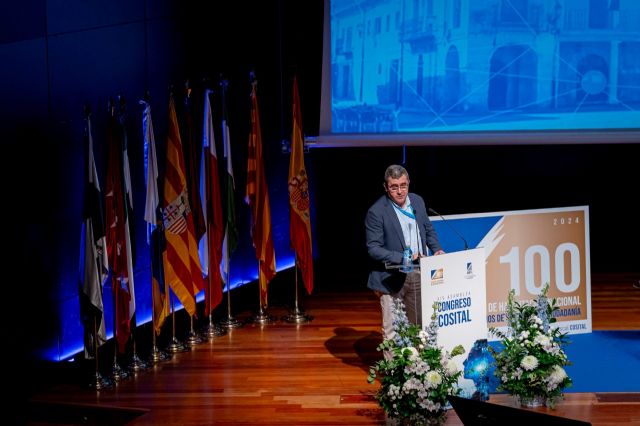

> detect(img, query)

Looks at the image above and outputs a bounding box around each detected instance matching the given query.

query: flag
[221,81,238,285]
[181,86,206,245]
[289,76,314,294]
[245,77,276,307]
[199,89,224,315]
[105,105,134,353]
[79,113,108,358]
[119,107,137,333]
[141,100,169,334]
[162,94,205,317]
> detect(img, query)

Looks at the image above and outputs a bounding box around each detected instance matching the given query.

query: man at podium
[365,164,445,344]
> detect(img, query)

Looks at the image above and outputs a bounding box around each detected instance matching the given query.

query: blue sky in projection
[330,0,640,133]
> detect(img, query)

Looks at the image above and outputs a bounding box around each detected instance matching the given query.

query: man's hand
[434,249,445,256]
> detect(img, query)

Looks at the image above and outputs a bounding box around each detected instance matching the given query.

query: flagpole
[149,285,170,362]
[201,89,226,339]
[283,257,312,323]
[248,261,276,324]
[285,75,313,324]
[220,267,242,328]
[245,73,277,325]
[149,319,170,363]
[89,317,112,389]
[219,77,242,329]
[111,288,129,381]
[82,106,111,389]
[203,253,225,338]
[186,314,203,347]
[204,309,226,338]
[167,292,187,353]
[148,242,170,363]
[129,326,149,371]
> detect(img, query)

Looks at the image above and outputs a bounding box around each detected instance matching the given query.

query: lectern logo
[430,268,444,286]
[465,262,476,279]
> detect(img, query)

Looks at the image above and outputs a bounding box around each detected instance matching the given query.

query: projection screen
[317,0,640,146]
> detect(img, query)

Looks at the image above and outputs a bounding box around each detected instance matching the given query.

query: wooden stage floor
[27,273,640,425]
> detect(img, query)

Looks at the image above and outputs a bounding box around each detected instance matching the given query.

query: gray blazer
[365,193,442,294]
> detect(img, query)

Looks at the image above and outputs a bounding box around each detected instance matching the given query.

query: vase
[517,394,546,407]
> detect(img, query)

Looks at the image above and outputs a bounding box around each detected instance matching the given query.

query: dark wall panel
[46,0,145,35]
[0,38,49,123]
[0,1,46,43]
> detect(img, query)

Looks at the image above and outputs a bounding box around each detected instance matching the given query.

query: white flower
[387,384,401,400]
[533,334,551,347]
[514,368,523,379]
[425,371,442,388]
[547,365,568,386]
[420,399,442,412]
[444,360,459,376]
[405,358,429,376]
[546,343,561,355]
[405,346,420,361]
[521,355,539,371]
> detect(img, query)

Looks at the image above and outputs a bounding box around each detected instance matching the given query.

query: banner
[430,206,591,336]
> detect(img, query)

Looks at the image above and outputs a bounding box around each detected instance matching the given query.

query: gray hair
[384,164,409,183]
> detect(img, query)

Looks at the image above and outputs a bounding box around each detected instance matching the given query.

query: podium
[419,248,489,398]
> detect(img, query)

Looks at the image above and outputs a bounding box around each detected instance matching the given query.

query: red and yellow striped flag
[162,95,204,316]
[289,76,313,294]
[245,77,276,307]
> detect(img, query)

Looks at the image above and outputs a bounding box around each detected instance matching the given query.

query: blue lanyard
[392,202,416,220]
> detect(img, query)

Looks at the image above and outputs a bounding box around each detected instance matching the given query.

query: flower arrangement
[489,284,573,408]
[368,299,465,425]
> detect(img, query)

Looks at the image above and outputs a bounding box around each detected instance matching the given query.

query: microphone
[428,208,469,250]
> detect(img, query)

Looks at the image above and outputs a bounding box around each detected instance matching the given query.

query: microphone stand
[428,208,469,250]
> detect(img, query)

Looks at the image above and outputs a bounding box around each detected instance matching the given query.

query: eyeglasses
[387,183,408,192]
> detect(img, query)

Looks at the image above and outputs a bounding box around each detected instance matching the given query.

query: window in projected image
[323,0,640,141]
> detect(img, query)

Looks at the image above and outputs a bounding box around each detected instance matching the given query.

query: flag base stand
[111,360,130,382]
[166,337,188,353]
[282,307,313,324]
[89,372,113,390]
[202,322,226,339]
[220,315,243,329]
[129,353,150,372]
[149,345,171,363]
[284,262,312,324]
[248,310,277,325]
[185,330,204,348]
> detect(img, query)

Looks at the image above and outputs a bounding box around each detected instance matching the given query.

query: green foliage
[489,284,573,408]
[368,300,465,424]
